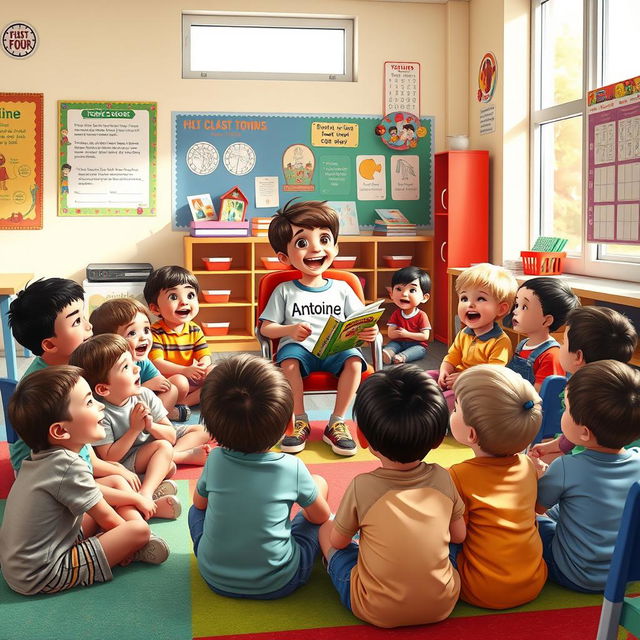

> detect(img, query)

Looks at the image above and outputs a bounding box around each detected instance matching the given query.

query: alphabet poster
[58,101,157,217]
[0,93,43,230]
[172,112,434,230]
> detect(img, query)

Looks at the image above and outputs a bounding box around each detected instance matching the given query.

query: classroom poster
[172,112,434,230]
[0,93,43,230]
[58,101,157,217]
[587,77,640,244]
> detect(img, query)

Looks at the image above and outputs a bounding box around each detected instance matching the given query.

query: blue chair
[0,377,18,444]
[531,375,567,445]
[596,482,640,640]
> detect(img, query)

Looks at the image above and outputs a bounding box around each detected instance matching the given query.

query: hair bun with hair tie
[523,400,534,410]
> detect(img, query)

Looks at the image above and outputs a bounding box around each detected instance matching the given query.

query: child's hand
[135,494,157,520]
[130,402,152,433]
[184,362,207,383]
[146,376,172,393]
[437,371,448,389]
[529,438,561,459]
[394,327,410,340]
[359,325,379,342]
[444,372,460,390]
[529,455,549,479]
[118,466,142,491]
[290,322,312,342]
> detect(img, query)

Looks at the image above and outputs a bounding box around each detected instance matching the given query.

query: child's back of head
[566,359,640,449]
[8,278,85,354]
[453,364,542,455]
[566,306,637,363]
[9,365,82,454]
[200,354,293,454]
[455,263,518,312]
[353,365,449,463]
[89,297,150,335]
[69,333,129,395]
[268,199,339,255]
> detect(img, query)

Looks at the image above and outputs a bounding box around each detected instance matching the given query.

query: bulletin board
[172,112,434,230]
[587,77,640,244]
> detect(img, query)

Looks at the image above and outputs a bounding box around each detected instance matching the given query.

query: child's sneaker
[152,479,178,500]
[280,419,311,453]
[382,349,394,365]
[133,534,170,564]
[323,421,357,456]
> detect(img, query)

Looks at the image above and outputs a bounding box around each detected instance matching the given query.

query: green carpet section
[0,481,193,640]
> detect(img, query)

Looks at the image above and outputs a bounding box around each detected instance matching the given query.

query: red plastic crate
[520,251,566,276]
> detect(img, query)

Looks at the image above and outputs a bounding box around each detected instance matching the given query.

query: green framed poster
[58,101,157,216]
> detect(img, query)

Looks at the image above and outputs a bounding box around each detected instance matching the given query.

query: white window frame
[182,13,355,82]
[530,0,640,282]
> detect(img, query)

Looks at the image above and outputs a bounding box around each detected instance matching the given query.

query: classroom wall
[0,0,449,283]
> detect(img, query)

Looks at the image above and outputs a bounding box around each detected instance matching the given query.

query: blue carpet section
[0,481,193,640]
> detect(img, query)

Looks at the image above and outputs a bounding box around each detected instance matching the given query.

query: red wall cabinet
[433,150,489,343]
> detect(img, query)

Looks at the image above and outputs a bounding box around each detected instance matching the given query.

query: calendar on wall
[384,61,420,117]
[587,76,640,244]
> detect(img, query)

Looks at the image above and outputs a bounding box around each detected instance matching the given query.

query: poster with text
[0,93,43,230]
[58,101,157,217]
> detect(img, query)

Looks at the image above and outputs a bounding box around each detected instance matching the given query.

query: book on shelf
[311,299,385,359]
[191,228,249,237]
[374,208,410,223]
[191,220,250,229]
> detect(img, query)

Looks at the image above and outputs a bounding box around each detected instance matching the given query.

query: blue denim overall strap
[506,338,560,384]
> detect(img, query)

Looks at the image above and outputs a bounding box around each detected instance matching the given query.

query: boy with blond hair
[448,365,547,609]
[535,360,640,592]
[70,334,210,498]
[0,366,169,596]
[90,297,190,422]
[260,199,378,456]
[319,366,465,628]
[190,354,331,599]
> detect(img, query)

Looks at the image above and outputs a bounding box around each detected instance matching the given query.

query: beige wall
[0,0,448,282]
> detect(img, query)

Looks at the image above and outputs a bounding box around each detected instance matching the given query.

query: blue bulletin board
[172,112,434,230]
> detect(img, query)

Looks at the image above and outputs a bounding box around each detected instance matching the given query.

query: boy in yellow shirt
[448,364,547,609]
[432,263,517,410]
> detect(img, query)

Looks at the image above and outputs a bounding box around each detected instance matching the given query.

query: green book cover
[531,236,558,252]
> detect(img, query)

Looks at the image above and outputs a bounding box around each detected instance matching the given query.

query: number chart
[384,62,420,117]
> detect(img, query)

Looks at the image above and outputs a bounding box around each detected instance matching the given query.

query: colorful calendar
[384,61,420,117]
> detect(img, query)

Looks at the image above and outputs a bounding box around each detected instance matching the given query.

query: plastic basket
[520,251,566,276]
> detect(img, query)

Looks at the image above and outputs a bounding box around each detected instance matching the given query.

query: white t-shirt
[259,279,363,352]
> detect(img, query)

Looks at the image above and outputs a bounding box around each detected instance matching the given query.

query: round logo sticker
[2,22,38,59]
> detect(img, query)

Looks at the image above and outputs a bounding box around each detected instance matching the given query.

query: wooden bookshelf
[184,234,433,352]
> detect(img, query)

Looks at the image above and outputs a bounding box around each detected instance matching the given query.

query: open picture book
[312,299,385,359]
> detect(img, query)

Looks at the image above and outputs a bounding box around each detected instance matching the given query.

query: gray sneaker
[152,479,178,500]
[133,534,170,565]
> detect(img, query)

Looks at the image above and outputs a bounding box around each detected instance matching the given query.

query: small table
[0,273,33,380]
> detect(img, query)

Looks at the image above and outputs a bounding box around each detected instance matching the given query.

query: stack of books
[373,208,417,236]
[530,236,568,252]
[190,220,249,237]
[251,216,273,237]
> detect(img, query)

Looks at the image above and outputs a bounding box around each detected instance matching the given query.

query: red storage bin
[520,251,566,276]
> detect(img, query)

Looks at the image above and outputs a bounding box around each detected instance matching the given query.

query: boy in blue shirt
[188,354,331,599]
[260,199,378,456]
[534,359,640,592]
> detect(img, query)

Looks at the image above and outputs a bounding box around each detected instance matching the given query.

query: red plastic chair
[256,269,383,394]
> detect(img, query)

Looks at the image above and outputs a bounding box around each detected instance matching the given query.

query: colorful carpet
[0,420,634,640]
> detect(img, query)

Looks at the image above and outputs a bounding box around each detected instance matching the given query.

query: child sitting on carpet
[188,354,331,599]
[319,365,465,628]
[90,297,189,422]
[528,306,638,463]
[448,365,547,609]
[535,359,640,593]
[70,334,210,500]
[0,366,169,596]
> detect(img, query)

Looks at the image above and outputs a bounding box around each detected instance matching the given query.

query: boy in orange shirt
[448,364,547,609]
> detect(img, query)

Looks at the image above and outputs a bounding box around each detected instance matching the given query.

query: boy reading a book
[260,199,379,456]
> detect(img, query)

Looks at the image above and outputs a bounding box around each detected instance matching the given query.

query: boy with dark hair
[0,366,169,596]
[448,365,547,609]
[529,305,638,460]
[261,199,379,456]
[90,297,188,421]
[318,366,465,628]
[143,265,213,407]
[189,354,331,599]
[383,265,431,364]
[7,277,92,470]
[506,277,581,390]
[535,360,640,592]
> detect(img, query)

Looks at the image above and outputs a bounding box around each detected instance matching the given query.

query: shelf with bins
[184,234,433,352]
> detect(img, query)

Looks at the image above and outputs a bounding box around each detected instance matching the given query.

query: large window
[531,0,640,279]
[182,14,354,82]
